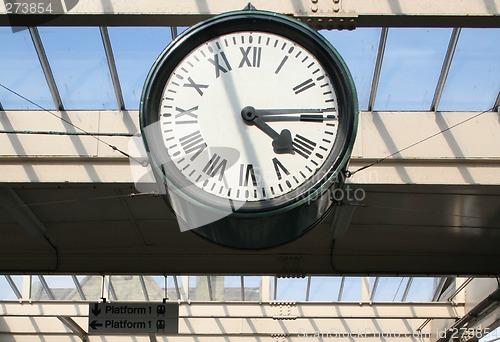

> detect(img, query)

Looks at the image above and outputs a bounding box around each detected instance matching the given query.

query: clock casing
[140,9,358,249]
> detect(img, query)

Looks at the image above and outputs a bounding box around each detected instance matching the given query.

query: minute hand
[253,108,335,116]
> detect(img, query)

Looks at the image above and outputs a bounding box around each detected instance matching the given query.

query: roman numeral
[175,106,198,124]
[239,164,257,187]
[272,157,290,181]
[179,130,207,161]
[293,78,316,94]
[293,134,317,159]
[183,77,209,96]
[208,52,232,78]
[238,47,262,68]
[202,153,227,181]
[274,55,288,74]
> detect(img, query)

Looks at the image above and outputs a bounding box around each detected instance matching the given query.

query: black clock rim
[140,9,358,215]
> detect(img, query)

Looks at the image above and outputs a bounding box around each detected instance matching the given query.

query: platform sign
[88,302,178,334]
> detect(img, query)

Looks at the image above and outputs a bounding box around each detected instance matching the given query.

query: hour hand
[241,106,294,154]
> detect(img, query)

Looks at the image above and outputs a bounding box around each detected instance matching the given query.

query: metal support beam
[58,316,88,342]
[0,300,464,341]
[3,109,500,186]
[2,0,499,27]
[305,276,311,301]
[71,276,86,300]
[28,27,64,111]
[338,276,345,301]
[38,275,55,300]
[432,277,448,301]
[0,301,464,319]
[38,275,88,340]
[170,27,178,40]
[367,27,388,112]
[401,277,414,302]
[173,276,182,301]
[447,277,473,302]
[100,275,108,301]
[100,26,125,110]
[438,287,500,342]
[370,277,380,301]
[139,276,150,301]
[22,275,31,302]
[362,277,371,301]
[109,276,118,300]
[164,275,168,301]
[181,276,189,301]
[431,28,461,112]
[207,276,214,301]
[273,276,278,300]
[240,276,245,301]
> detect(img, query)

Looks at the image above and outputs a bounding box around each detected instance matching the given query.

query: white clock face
[158,31,339,202]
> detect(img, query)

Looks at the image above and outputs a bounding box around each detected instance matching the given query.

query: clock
[140,9,358,249]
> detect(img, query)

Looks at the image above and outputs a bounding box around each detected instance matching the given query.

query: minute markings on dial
[275,56,288,74]
[293,78,316,94]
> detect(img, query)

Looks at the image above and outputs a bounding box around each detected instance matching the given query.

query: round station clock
[140,9,358,249]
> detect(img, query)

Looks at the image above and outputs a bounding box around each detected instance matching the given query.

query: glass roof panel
[151,275,185,301]
[0,275,449,303]
[107,275,164,301]
[276,277,308,301]
[244,276,262,288]
[371,277,408,301]
[0,27,54,110]
[340,277,362,301]
[0,276,19,300]
[37,27,116,110]
[320,28,381,110]
[405,277,437,301]
[439,28,500,111]
[107,27,172,109]
[223,276,244,300]
[375,28,452,110]
[224,275,241,287]
[308,276,342,301]
[32,275,76,300]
